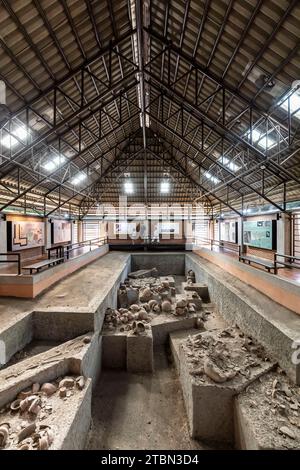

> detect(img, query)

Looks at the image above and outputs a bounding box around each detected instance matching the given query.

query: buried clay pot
[40,383,57,396]
[0,423,10,448]
[176,299,187,308]
[139,287,153,303]
[138,309,149,321]
[148,299,157,310]
[153,303,161,313]
[141,303,150,312]
[130,304,140,313]
[161,300,172,312]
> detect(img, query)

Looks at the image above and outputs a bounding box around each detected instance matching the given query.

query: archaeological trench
[0,252,300,451]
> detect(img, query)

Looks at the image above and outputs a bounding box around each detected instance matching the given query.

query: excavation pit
[172,327,276,444]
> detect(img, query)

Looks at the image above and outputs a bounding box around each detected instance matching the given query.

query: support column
[0,218,7,260]
[78,220,83,243]
[277,213,291,255]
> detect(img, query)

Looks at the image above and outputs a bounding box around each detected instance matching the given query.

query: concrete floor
[87,348,211,450]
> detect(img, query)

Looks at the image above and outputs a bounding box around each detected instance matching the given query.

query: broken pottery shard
[195,318,204,329]
[203,358,228,383]
[10,399,22,411]
[279,426,295,439]
[28,397,41,415]
[18,423,36,443]
[59,377,75,389]
[59,387,67,398]
[0,423,9,448]
[132,321,146,335]
[38,436,49,450]
[32,383,40,394]
[76,376,85,390]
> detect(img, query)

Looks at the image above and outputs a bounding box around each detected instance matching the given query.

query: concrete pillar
[0,219,7,260]
[78,220,83,242]
[45,219,52,249]
[277,213,291,255]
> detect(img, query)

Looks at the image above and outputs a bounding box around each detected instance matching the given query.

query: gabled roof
[0,0,299,216]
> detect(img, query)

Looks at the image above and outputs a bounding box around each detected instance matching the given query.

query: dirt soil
[238,370,300,449]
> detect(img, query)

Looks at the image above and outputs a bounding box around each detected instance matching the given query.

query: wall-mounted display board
[220,221,238,243]
[7,220,45,251]
[159,222,180,235]
[243,219,276,250]
[51,220,71,244]
[114,222,137,236]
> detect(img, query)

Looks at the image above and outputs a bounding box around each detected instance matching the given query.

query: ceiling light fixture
[71,173,87,185]
[124,180,134,194]
[1,126,28,149]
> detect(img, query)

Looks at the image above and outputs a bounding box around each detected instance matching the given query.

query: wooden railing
[274,253,300,275]
[47,237,108,260]
[0,253,21,275]
[194,237,239,255]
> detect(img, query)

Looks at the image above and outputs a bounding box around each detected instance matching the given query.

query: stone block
[182,282,210,302]
[160,276,175,287]
[185,291,203,310]
[128,268,158,279]
[127,330,153,373]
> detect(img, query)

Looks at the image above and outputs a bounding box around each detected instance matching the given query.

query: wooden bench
[239,255,275,273]
[22,257,64,274]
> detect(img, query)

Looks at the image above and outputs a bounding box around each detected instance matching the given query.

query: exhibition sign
[8,221,45,251]
[52,220,72,244]
[243,220,275,250]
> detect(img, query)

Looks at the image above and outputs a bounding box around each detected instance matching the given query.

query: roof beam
[148,112,287,213]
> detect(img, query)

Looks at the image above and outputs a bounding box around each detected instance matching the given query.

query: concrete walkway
[0,252,130,333]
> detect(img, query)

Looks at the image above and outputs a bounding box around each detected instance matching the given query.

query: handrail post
[274,253,278,275]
